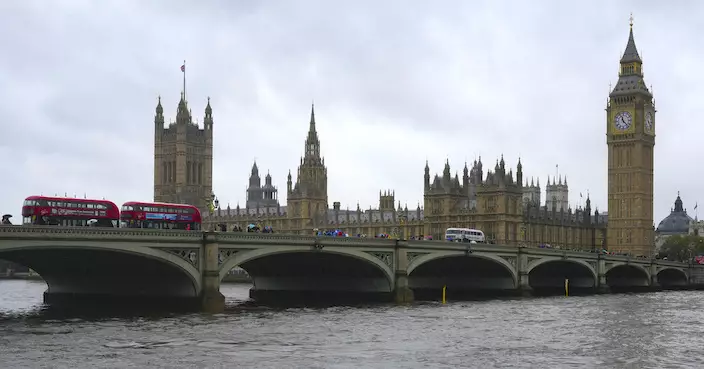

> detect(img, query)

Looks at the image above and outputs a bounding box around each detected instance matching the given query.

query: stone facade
[422,157,605,249]
[160,24,677,254]
[153,94,213,210]
[606,22,656,257]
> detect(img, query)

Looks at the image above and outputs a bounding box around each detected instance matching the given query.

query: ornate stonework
[407,252,428,265]
[218,249,238,265]
[367,251,393,268]
[167,249,199,267]
[501,256,517,269]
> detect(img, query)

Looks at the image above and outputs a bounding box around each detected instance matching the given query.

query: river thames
[1,280,703,368]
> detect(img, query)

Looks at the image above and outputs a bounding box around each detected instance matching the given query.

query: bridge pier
[200,232,225,313]
[649,263,662,292]
[596,258,610,294]
[517,251,532,296]
[393,244,414,303]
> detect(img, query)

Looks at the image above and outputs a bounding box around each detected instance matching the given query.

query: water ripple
[1,280,704,368]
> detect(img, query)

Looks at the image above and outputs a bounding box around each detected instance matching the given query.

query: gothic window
[198,163,203,184]
[162,162,167,184]
[187,161,191,184]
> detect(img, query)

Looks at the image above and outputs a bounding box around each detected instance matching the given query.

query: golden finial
[629,13,634,29]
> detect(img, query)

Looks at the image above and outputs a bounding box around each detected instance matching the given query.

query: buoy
[442,285,447,304]
[565,278,569,297]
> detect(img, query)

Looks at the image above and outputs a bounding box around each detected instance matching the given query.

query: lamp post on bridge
[204,192,219,231]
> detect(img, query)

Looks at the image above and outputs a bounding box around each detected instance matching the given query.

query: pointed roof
[251,161,259,176]
[176,92,190,121]
[610,17,652,98]
[308,103,317,138]
[620,16,642,64]
[205,96,212,115]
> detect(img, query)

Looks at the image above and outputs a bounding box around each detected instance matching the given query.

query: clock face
[645,112,653,132]
[614,111,633,131]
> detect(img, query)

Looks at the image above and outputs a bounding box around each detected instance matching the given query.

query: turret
[463,162,470,188]
[287,170,292,193]
[516,157,523,187]
[424,160,430,191]
[154,96,164,137]
[585,195,592,225]
[175,92,190,125]
[204,97,213,132]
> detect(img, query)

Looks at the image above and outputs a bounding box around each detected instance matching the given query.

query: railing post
[201,231,225,313]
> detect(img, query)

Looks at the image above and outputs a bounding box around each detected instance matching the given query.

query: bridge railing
[0,225,204,240]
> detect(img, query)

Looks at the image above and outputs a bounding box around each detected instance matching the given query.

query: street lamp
[204,192,219,231]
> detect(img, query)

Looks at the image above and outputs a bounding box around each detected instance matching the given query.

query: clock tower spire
[606,15,655,256]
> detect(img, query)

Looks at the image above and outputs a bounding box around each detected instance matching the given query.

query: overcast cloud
[1,0,701,224]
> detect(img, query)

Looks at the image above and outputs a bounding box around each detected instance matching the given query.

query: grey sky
[0,0,701,224]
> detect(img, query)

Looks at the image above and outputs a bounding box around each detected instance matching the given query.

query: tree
[658,234,704,261]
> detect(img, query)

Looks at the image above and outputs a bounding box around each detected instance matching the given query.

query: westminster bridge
[0,225,700,312]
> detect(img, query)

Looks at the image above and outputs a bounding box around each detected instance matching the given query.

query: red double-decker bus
[21,196,120,227]
[120,202,201,230]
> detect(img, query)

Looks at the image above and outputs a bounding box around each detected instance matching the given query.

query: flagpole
[183,60,186,102]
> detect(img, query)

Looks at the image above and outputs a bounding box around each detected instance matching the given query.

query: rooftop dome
[656,194,692,235]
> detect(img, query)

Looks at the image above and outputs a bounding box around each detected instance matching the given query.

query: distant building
[245,162,279,210]
[545,176,569,212]
[655,194,693,250]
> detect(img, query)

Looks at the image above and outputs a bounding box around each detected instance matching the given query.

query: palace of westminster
[153,22,657,256]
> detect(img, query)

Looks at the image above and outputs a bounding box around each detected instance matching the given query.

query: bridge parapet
[0,225,202,243]
[217,232,399,248]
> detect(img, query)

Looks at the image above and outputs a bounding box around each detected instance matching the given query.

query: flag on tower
[580,193,583,198]
[695,203,698,210]
[181,63,185,72]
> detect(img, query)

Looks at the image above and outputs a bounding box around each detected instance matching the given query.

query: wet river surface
[1,280,704,368]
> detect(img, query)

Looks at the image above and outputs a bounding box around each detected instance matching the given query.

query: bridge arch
[407,251,518,298]
[219,246,395,296]
[604,263,650,288]
[408,251,518,284]
[527,257,597,290]
[0,240,202,297]
[657,267,688,287]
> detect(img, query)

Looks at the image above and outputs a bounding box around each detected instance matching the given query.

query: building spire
[303,103,322,164]
[309,102,316,136]
[621,13,642,64]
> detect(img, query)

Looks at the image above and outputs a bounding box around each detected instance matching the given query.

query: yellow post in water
[442,285,447,304]
[564,278,569,297]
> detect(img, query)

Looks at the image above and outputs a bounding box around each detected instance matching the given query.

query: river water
[1,280,703,368]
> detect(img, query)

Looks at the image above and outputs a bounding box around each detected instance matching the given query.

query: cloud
[1,0,702,225]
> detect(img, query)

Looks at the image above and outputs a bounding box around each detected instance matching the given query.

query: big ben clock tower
[606,16,655,256]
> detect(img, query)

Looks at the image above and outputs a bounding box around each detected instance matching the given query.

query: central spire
[303,103,322,164]
[620,13,642,64]
[610,15,651,98]
[308,103,317,140]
